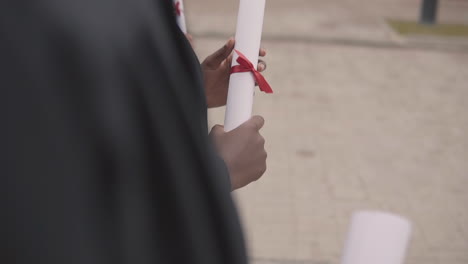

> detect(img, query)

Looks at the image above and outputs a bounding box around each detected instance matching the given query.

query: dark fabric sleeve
[212,152,232,192]
[0,0,247,264]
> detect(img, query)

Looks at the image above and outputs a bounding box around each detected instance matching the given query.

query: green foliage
[388,20,468,37]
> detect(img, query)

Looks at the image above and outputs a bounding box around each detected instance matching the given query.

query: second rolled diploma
[340,211,412,264]
[224,0,267,132]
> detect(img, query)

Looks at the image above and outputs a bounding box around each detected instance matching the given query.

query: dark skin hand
[202,38,267,108]
[189,36,269,190]
[210,116,267,190]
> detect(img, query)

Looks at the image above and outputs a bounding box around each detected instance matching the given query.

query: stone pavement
[187,0,468,263]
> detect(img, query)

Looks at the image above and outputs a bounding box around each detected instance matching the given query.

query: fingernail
[258,62,266,71]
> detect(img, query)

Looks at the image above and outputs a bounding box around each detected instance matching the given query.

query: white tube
[340,211,412,264]
[173,0,187,34]
[224,0,266,132]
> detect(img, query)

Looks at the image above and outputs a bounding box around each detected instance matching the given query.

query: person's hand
[202,38,267,108]
[210,116,267,190]
[185,33,193,46]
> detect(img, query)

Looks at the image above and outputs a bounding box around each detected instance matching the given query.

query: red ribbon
[175,1,182,16]
[230,49,273,94]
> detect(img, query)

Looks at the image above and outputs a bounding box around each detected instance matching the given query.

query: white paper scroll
[340,211,413,264]
[224,0,266,132]
[173,0,187,34]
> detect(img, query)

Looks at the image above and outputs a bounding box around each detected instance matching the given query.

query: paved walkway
[188,1,468,263]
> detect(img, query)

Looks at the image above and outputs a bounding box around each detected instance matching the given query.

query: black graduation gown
[0,0,248,264]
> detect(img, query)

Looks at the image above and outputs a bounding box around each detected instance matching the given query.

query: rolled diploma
[341,211,412,264]
[224,0,266,132]
[173,0,187,34]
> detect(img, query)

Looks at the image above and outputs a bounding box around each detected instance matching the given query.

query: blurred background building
[186,0,468,263]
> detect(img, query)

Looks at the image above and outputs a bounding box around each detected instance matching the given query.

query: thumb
[210,124,225,135]
[203,38,235,69]
[246,115,265,130]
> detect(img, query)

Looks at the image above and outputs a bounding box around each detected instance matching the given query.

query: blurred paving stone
[191,1,468,264]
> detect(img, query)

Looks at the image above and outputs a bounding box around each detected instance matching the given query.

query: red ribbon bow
[175,1,182,16]
[230,49,273,94]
